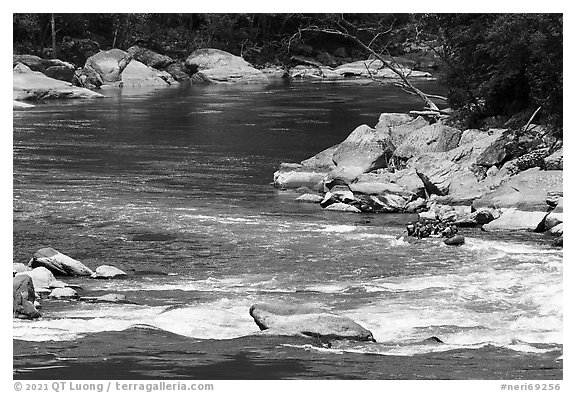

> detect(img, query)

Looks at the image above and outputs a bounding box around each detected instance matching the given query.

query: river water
[13,80,562,379]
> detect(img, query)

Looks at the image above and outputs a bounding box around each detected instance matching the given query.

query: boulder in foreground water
[249,302,375,342]
[13,275,41,319]
[92,265,127,279]
[30,247,94,277]
[80,293,135,304]
[49,287,79,299]
[16,266,66,292]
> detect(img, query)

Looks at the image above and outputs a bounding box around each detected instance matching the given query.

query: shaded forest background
[13,13,562,133]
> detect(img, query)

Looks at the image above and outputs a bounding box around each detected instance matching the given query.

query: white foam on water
[153,301,258,339]
[13,299,259,342]
[313,224,357,233]
[342,255,562,355]
[464,237,562,255]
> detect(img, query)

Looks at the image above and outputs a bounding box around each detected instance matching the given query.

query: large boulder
[544,148,563,170]
[473,168,563,211]
[92,265,127,279]
[273,163,327,191]
[120,60,174,87]
[16,266,66,292]
[13,54,76,82]
[83,48,132,85]
[393,123,463,160]
[29,247,94,276]
[475,129,515,167]
[300,145,339,170]
[410,154,462,196]
[13,275,41,319]
[349,173,412,198]
[295,194,324,203]
[186,49,268,84]
[249,303,375,342]
[334,59,431,79]
[260,65,288,79]
[13,63,103,101]
[273,145,339,190]
[323,202,362,213]
[374,113,416,129]
[288,65,341,79]
[329,124,396,182]
[386,116,430,147]
[482,208,548,232]
[49,287,79,299]
[13,263,31,275]
[390,168,426,196]
[126,46,174,70]
[459,129,489,146]
[549,223,563,236]
[543,197,563,231]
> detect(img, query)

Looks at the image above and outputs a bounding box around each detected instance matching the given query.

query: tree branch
[299,25,445,113]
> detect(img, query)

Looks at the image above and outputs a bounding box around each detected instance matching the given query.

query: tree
[429,14,562,131]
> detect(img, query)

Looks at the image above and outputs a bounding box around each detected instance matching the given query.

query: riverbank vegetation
[13,13,562,133]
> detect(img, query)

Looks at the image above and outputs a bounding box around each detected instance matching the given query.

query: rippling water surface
[13,80,562,379]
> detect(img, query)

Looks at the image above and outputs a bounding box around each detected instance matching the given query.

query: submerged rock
[249,303,375,342]
[92,265,127,279]
[295,194,324,203]
[30,247,94,276]
[324,202,361,213]
[80,293,135,304]
[13,275,41,319]
[49,287,79,299]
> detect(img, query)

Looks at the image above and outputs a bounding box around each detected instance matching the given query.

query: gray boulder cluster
[274,113,563,243]
[12,247,128,319]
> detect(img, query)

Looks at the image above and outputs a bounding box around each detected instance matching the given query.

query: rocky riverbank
[13,46,434,107]
[273,113,563,245]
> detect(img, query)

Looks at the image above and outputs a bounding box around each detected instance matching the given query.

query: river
[13,80,562,379]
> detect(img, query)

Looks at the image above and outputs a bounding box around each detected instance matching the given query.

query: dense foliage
[13,13,562,133]
[425,14,562,131]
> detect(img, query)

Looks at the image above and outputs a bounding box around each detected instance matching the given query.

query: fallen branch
[298,25,446,113]
[522,106,542,133]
